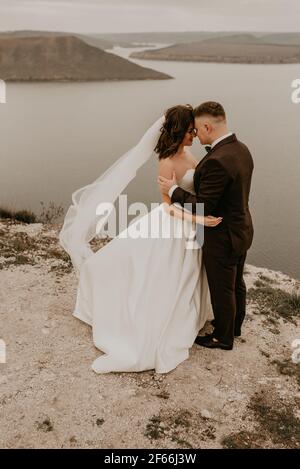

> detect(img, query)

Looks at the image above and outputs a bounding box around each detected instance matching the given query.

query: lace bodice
[178,168,196,195]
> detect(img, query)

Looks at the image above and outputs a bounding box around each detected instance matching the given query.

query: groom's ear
[204,121,211,132]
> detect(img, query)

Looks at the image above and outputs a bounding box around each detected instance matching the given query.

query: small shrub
[38,201,64,224]
[0,207,14,219]
[0,207,36,224]
[14,210,36,224]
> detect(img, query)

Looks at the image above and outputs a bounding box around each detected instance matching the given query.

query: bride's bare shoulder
[184,148,198,168]
[158,157,175,177]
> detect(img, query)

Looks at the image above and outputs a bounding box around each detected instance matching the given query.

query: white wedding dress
[73,168,213,374]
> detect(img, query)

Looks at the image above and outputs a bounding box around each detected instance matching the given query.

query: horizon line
[1,29,300,35]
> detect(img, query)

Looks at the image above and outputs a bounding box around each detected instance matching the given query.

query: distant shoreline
[131,52,300,65]
[131,39,300,64]
[2,76,173,83]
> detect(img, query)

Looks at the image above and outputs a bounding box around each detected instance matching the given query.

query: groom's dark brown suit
[171,134,254,346]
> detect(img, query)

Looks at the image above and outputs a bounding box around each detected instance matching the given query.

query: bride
[59,104,221,374]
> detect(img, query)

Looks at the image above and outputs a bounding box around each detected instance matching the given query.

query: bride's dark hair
[154,104,194,160]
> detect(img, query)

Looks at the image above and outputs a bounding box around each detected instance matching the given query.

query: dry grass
[272,358,300,386]
[222,431,263,449]
[248,284,300,324]
[144,408,216,448]
[0,219,72,272]
[222,391,300,449]
[249,394,300,448]
[38,201,64,224]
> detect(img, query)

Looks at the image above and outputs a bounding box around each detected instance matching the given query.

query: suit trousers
[203,248,247,346]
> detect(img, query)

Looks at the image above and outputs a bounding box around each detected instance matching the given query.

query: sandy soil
[0,219,299,449]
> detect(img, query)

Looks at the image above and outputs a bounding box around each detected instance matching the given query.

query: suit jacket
[171,134,254,256]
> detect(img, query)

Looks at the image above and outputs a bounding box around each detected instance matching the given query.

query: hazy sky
[0,0,299,33]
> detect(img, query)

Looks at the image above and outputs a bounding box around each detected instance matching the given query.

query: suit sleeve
[171,159,231,215]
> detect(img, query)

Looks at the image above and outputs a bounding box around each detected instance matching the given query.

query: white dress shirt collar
[211,132,233,149]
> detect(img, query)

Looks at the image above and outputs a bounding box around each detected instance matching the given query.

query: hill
[0,30,114,49]
[0,35,171,82]
[131,34,300,64]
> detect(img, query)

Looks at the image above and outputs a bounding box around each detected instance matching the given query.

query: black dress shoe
[195,335,233,350]
[194,333,214,345]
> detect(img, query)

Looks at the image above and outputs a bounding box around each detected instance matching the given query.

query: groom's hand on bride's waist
[158,171,177,195]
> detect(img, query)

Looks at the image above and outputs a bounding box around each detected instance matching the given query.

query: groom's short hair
[194,101,226,121]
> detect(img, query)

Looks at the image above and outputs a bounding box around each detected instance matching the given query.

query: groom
[158,101,254,350]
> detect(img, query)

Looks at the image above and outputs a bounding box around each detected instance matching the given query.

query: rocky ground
[0,218,299,449]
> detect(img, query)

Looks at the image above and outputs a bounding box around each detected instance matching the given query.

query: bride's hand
[195,215,223,227]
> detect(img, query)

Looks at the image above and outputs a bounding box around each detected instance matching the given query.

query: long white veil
[59,115,165,277]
